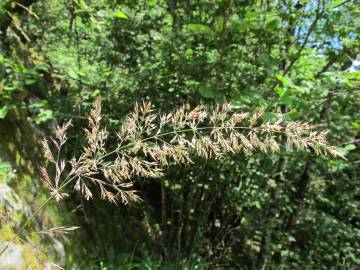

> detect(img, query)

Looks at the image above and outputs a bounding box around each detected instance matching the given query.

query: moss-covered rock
[0,184,31,220]
[0,223,47,270]
[0,241,24,270]
[0,108,66,269]
[0,182,64,269]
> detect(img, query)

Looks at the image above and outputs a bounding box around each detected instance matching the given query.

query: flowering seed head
[40,99,344,204]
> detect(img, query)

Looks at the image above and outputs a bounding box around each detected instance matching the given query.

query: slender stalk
[100,126,285,161]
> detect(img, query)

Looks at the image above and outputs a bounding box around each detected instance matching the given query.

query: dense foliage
[0,0,359,269]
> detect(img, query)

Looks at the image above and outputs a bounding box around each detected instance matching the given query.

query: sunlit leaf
[112,11,128,20]
[199,86,215,98]
[0,105,10,119]
[186,24,211,33]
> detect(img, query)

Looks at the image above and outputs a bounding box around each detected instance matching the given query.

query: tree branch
[270,0,323,91]
[0,0,37,52]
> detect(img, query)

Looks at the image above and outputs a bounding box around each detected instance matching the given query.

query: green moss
[0,224,17,242]
[0,159,11,184]
[22,244,46,270]
[0,225,47,269]
[12,211,24,223]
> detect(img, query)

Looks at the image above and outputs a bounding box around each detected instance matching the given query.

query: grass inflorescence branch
[40,97,344,204]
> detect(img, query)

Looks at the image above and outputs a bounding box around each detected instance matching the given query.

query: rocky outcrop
[0,109,66,269]
[0,241,23,270]
[0,182,66,269]
[0,183,31,220]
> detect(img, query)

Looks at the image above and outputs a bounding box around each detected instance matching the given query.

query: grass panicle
[41,98,344,204]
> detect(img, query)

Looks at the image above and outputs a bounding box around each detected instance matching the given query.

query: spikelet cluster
[40,98,343,204]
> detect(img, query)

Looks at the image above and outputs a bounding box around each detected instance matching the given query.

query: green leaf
[25,79,36,85]
[261,112,280,122]
[275,74,289,85]
[0,105,10,119]
[35,109,54,124]
[34,63,48,72]
[276,87,286,96]
[0,161,10,179]
[335,144,356,157]
[336,147,348,156]
[199,86,215,98]
[90,89,101,97]
[344,144,356,151]
[281,250,290,257]
[215,16,224,32]
[284,110,301,120]
[214,219,221,228]
[276,88,294,106]
[112,11,128,19]
[352,121,360,129]
[245,12,258,19]
[266,16,281,31]
[186,24,211,33]
[332,0,343,7]
[29,100,48,108]
[148,0,157,6]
